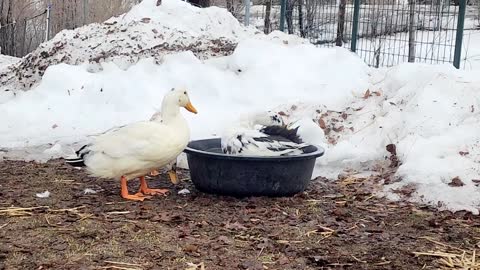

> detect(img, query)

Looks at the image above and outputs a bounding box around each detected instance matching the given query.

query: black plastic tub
[183,138,325,197]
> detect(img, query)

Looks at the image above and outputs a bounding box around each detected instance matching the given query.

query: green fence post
[453,0,466,69]
[350,0,360,52]
[280,0,286,32]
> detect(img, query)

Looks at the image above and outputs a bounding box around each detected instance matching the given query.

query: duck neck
[155,96,182,124]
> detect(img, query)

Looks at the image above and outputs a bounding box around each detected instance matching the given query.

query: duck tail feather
[64,144,90,167]
[64,158,86,167]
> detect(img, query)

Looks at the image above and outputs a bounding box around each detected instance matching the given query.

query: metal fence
[247,0,469,68]
[1,0,470,69]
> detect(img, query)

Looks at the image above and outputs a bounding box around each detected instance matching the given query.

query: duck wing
[221,125,310,156]
[89,121,180,161]
[66,121,179,167]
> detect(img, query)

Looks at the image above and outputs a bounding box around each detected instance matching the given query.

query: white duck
[65,88,198,201]
[221,111,310,156]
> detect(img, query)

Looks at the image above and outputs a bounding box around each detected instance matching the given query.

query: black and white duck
[221,111,311,156]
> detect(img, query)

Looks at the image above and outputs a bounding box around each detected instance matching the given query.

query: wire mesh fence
[247,0,470,68]
[352,0,461,67]
[2,0,470,69]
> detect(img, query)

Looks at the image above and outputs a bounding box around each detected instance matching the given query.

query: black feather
[75,144,88,156]
[64,158,86,167]
[252,137,275,143]
[267,144,311,155]
[65,144,91,167]
[259,125,303,144]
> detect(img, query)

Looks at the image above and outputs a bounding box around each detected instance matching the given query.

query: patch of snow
[178,188,191,195]
[0,54,20,70]
[43,143,64,157]
[83,188,99,195]
[36,191,51,198]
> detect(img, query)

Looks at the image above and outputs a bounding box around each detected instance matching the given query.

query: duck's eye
[184,91,187,95]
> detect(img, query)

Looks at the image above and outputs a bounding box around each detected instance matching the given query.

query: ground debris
[0,160,478,270]
[448,176,465,187]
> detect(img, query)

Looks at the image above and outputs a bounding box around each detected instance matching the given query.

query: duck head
[163,87,198,114]
[173,87,197,114]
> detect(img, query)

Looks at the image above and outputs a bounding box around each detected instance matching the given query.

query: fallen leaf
[332,126,344,132]
[471,105,475,113]
[217,236,232,244]
[183,244,198,253]
[51,124,58,129]
[291,105,297,110]
[151,212,172,222]
[448,176,464,187]
[318,118,327,129]
[386,144,397,156]
[363,89,371,99]
[459,151,469,156]
[391,184,416,197]
[278,255,290,265]
[239,260,263,270]
[141,17,151,23]
[225,221,247,230]
[185,262,205,270]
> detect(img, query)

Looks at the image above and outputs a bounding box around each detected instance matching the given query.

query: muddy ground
[0,160,479,270]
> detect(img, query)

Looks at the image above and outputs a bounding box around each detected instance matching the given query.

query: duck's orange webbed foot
[136,176,169,196]
[121,176,152,201]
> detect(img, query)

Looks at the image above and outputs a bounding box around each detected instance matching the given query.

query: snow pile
[0,0,305,96]
[0,40,368,150]
[375,64,480,213]
[299,63,479,213]
[0,55,19,69]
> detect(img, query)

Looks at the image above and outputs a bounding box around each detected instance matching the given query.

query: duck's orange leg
[136,176,169,196]
[121,176,151,201]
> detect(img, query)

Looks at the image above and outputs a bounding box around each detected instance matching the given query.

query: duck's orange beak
[184,101,198,114]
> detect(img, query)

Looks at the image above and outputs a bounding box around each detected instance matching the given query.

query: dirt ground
[0,160,479,270]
